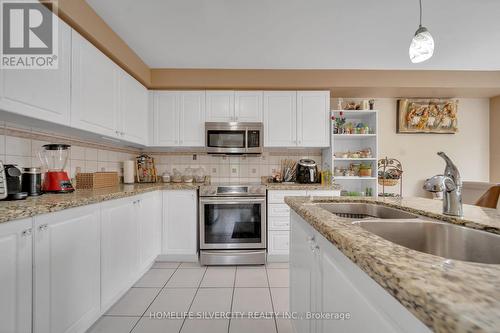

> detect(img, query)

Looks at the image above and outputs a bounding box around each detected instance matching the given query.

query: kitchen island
[286,196,500,333]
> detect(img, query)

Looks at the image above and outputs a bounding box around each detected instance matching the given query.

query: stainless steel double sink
[318,203,500,265]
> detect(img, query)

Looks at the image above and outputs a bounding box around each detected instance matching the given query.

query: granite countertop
[0,183,199,224]
[262,178,342,191]
[0,180,343,224]
[285,196,500,333]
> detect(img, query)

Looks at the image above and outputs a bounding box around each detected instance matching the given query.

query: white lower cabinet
[267,190,339,261]
[138,191,162,272]
[101,193,161,311]
[0,190,191,333]
[290,214,320,333]
[33,205,101,333]
[100,196,139,311]
[0,218,33,333]
[290,212,431,333]
[162,190,198,260]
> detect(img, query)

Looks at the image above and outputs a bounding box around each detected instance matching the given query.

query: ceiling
[86,0,500,70]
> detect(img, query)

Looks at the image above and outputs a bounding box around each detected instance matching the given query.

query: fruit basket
[378,158,403,196]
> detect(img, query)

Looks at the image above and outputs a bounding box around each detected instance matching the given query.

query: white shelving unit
[322,109,379,197]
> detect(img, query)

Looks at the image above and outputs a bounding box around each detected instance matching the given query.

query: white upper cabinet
[119,70,148,145]
[179,91,206,146]
[206,91,263,122]
[206,91,234,122]
[152,91,205,147]
[0,17,71,125]
[71,30,118,138]
[72,30,148,145]
[264,91,297,147]
[264,91,330,148]
[235,91,263,122]
[297,91,330,147]
[153,91,178,146]
[0,218,32,333]
[33,205,101,333]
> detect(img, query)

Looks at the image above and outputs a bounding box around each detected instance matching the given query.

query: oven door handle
[199,197,266,204]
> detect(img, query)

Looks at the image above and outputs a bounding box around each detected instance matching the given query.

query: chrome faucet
[423,152,463,216]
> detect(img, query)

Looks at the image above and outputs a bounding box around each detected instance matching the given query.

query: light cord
[419,0,423,27]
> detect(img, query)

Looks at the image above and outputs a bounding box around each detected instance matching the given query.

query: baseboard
[267,254,289,262]
[156,253,199,262]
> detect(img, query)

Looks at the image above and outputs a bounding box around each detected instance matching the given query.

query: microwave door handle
[245,129,249,152]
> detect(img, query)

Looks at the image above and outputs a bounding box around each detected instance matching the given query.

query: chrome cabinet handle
[39,224,48,231]
[22,228,32,237]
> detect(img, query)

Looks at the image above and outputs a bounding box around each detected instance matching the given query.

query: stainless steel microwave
[205,122,263,154]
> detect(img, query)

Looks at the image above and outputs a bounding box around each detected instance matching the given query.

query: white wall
[376,98,490,197]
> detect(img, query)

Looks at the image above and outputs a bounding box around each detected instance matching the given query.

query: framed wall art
[397,98,458,134]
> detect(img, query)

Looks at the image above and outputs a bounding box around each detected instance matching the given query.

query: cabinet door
[268,230,290,255]
[234,91,263,122]
[100,197,139,311]
[162,190,197,258]
[0,17,71,125]
[290,213,319,333]
[119,70,148,145]
[318,239,399,333]
[297,91,330,147]
[0,218,32,333]
[71,30,118,138]
[34,205,100,333]
[138,192,162,272]
[206,91,234,122]
[152,91,179,146]
[179,91,206,146]
[263,91,297,147]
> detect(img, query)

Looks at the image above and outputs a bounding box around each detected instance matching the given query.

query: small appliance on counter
[296,159,319,184]
[22,167,42,196]
[135,154,157,183]
[39,144,74,193]
[0,162,6,200]
[2,164,28,200]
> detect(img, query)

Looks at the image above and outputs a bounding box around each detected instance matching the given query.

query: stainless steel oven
[205,122,263,155]
[199,184,267,265]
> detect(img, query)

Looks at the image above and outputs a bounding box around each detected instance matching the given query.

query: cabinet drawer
[268,190,307,204]
[268,203,290,217]
[268,231,290,255]
[268,216,290,230]
[307,190,341,197]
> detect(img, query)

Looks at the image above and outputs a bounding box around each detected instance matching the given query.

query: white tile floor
[87,262,292,333]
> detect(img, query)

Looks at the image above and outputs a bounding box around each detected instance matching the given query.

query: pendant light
[409,0,434,63]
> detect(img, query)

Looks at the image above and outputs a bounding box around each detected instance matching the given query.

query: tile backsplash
[0,122,322,183]
[0,123,136,180]
[149,150,322,184]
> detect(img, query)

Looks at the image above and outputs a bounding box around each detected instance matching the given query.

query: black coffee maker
[4,164,28,200]
[296,159,318,184]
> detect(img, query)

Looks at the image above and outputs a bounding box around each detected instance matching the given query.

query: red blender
[39,144,74,193]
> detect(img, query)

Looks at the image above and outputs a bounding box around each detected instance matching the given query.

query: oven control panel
[199,184,266,197]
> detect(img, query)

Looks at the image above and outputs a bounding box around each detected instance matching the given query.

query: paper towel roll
[123,160,135,184]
